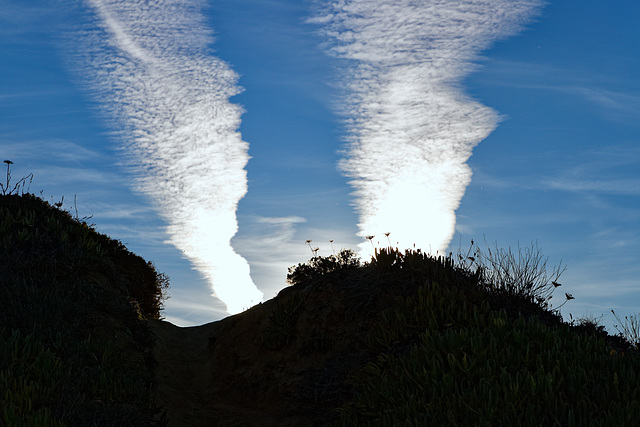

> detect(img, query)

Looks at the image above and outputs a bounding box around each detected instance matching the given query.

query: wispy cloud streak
[313,0,542,257]
[77,0,263,314]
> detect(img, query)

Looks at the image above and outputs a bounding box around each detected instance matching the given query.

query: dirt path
[147,298,311,426]
[146,281,362,426]
[149,319,223,426]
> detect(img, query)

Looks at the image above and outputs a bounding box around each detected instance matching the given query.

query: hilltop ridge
[2,192,640,426]
[149,247,640,425]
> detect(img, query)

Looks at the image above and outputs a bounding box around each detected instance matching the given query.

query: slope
[0,193,168,426]
[150,248,640,426]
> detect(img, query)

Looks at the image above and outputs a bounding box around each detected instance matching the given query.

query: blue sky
[1,0,639,332]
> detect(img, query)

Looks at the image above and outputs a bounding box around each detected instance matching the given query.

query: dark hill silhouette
[150,248,640,426]
[2,192,640,426]
[0,193,167,425]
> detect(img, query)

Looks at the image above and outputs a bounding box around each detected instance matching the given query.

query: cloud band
[78,0,263,314]
[314,0,542,256]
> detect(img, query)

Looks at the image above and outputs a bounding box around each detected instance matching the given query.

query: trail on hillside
[148,285,349,427]
[149,310,300,426]
[150,319,223,426]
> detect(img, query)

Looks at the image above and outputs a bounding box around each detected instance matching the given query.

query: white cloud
[470,59,640,123]
[233,215,309,298]
[85,202,154,220]
[233,214,360,299]
[161,287,230,326]
[313,0,543,258]
[0,139,104,164]
[540,145,640,196]
[544,178,640,196]
[73,0,263,315]
[0,2,61,38]
[571,87,640,114]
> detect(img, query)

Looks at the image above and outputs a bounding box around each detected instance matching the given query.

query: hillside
[150,248,640,426]
[0,193,168,425]
[3,192,640,426]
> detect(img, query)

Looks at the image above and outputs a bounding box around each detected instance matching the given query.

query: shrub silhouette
[0,193,169,318]
[287,248,361,286]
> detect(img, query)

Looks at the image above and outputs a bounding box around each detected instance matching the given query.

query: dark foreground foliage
[0,193,169,426]
[4,189,640,426]
[285,247,640,426]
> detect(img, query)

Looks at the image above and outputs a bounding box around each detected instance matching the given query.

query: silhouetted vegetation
[287,249,360,286]
[284,246,640,425]
[4,167,640,425]
[0,192,169,425]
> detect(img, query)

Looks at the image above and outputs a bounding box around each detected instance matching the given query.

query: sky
[1,0,639,333]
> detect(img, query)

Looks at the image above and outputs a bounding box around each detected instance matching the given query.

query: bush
[287,249,361,286]
[0,193,169,319]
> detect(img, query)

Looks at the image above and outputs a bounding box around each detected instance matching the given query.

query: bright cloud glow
[77,0,263,314]
[313,0,542,258]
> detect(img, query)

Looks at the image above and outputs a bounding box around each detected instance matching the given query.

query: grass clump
[457,239,567,309]
[612,310,640,350]
[0,192,169,425]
